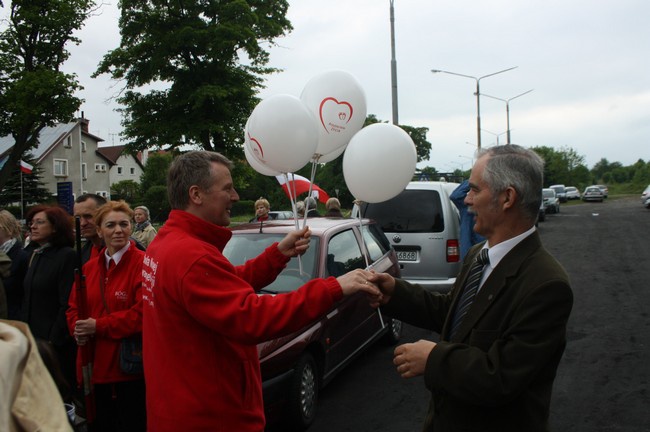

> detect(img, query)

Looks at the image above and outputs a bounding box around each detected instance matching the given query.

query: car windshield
[543,190,555,198]
[223,234,319,294]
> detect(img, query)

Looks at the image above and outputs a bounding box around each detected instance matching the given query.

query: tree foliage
[110,179,142,204]
[0,154,53,211]
[94,0,292,159]
[0,0,93,190]
[139,152,173,195]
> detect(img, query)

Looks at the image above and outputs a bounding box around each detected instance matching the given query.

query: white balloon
[301,70,367,157]
[246,94,319,173]
[343,123,417,203]
[313,145,346,164]
[243,141,281,176]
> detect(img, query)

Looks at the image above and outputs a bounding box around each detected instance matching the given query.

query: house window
[130,167,135,175]
[81,141,87,152]
[96,191,108,198]
[63,136,72,148]
[94,163,107,172]
[81,163,87,180]
[117,166,123,175]
[53,159,68,176]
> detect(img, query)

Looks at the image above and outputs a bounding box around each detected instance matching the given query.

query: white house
[96,145,145,186]
[0,115,145,202]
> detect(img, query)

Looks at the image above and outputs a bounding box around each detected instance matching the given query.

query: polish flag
[276,174,330,204]
[20,160,33,174]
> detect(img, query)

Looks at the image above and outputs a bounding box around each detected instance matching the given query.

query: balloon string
[284,172,303,275]
[357,209,383,328]
[357,211,370,268]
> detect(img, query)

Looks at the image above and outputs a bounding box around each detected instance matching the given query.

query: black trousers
[91,380,146,432]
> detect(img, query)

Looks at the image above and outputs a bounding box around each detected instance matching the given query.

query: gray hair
[134,205,150,219]
[477,144,544,222]
[305,197,317,210]
[167,151,233,210]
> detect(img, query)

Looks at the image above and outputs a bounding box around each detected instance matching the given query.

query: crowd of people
[0,196,156,431]
[0,145,573,432]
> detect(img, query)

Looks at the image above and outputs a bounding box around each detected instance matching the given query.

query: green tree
[0,155,53,211]
[111,179,142,204]
[0,0,94,190]
[94,0,292,160]
[139,152,173,195]
[142,185,170,222]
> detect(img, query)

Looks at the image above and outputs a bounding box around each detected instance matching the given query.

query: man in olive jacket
[370,145,573,432]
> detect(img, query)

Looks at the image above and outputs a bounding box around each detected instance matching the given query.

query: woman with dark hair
[67,200,146,431]
[21,204,77,388]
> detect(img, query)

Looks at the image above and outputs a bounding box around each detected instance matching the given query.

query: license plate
[397,251,417,262]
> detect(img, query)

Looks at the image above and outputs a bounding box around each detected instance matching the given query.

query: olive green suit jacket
[383,231,573,432]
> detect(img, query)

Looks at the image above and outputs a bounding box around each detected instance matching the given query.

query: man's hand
[393,340,437,378]
[277,226,311,257]
[367,272,396,307]
[336,269,383,303]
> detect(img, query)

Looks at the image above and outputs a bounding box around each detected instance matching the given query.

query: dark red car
[224,217,402,430]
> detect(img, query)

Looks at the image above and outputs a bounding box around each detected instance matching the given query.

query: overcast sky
[56,0,650,172]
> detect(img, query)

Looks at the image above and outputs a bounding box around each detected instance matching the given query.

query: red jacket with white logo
[67,240,144,384]
[142,210,343,432]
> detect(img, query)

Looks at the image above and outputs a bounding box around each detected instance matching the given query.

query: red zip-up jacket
[67,240,144,384]
[142,210,343,432]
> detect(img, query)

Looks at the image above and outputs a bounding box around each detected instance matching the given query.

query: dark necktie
[449,248,490,340]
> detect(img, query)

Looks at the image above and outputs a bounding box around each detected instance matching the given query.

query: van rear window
[360,190,445,233]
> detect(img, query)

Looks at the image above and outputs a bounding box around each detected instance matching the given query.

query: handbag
[100,263,143,374]
[119,334,143,374]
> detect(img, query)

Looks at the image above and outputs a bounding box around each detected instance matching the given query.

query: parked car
[537,201,546,223]
[268,210,295,220]
[596,184,609,198]
[354,181,461,292]
[565,186,581,200]
[542,188,560,214]
[549,184,567,202]
[645,197,650,209]
[582,186,604,202]
[641,184,650,205]
[223,218,402,430]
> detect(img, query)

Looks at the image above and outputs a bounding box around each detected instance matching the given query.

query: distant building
[0,116,144,201]
[96,145,145,187]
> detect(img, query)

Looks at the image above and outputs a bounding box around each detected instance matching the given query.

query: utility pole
[390,0,399,125]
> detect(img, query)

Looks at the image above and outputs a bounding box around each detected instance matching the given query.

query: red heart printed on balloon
[247,132,265,160]
[319,97,353,135]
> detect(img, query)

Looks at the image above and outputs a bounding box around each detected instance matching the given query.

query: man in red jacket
[142,151,381,431]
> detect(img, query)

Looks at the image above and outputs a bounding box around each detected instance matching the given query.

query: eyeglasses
[29,219,48,227]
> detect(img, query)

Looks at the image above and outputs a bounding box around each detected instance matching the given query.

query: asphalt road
[299,196,650,432]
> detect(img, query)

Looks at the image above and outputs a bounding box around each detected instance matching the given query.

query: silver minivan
[354,181,461,292]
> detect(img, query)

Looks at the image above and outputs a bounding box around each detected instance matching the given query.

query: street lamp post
[482,128,508,146]
[482,89,533,144]
[458,154,473,167]
[431,66,517,149]
[389,0,399,125]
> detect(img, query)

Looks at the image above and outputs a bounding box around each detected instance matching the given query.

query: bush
[232,200,254,217]
[143,185,170,223]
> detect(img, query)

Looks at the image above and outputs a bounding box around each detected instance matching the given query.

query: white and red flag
[20,160,33,174]
[276,174,330,204]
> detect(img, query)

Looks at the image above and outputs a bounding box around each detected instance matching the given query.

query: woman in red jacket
[67,201,146,432]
